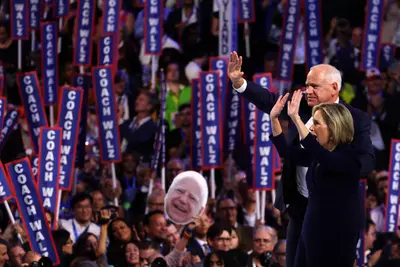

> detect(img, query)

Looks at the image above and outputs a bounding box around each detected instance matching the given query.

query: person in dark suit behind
[270,91,363,266]
[119,91,158,162]
[227,51,374,267]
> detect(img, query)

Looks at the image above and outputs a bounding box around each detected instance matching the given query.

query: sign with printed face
[165,171,208,225]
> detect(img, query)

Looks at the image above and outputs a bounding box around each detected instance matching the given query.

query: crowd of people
[0,0,398,267]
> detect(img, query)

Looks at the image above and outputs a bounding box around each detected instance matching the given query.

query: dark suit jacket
[186,237,207,261]
[241,81,375,215]
[119,118,157,161]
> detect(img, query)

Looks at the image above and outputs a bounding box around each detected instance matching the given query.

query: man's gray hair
[253,226,278,244]
[310,64,342,91]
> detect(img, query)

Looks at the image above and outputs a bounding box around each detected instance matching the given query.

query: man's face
[305,68,338,107]
[72,199,93,223]
[167,160,184,182]
[166,178,202,224]
[147,214,167,240]
[195,214,213,237]
[90,191,105,212]
[253,230,275,254]
[139,248,156,267]
[9,246,25,267]
[352,27,363,47]
[166,224,180,248]
[148,195,165,212]
[218,199,237,226]
[0,245,8,266]
[166,63,180,82]
[123,154,138,173]
[366,78,383,94]
[135,93,151,113]
[179,107,191,127]
[365,224,376,250]
[209,230,231,251]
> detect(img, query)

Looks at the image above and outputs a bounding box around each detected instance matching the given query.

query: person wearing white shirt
[60,193,100,243]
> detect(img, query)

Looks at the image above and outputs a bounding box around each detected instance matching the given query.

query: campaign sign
[41,22,59,105]
[0,108,20,150]
[73,74,91,168]
[55,0,69,17]
[17,72,48,154]
[57,86,83,191]
[29,0,41,29]
[380,43,396,70]
[361,0,384,70]
[238,0,255,23]
[304,0,323,69]
[241,97,256,186]
[6,158,59,263]
[200,72,223,169]
[219,0,238,56]
[0,163,13,203]
[385,139,400,232]
[10,0,29,40]
[0,97,7,130]
[210,57,228,121]
[144,0,163,55]
[277,0,301,81]
[356,179,367,267]
[253,74,273,189]
[37,127,61,223]
[98,34,115,66]
[102,0,121,34]
[190,79,202,170]
[73,0,95,66]
[92,66,122,163]
[224,83,240,154]
[30,155,39,183]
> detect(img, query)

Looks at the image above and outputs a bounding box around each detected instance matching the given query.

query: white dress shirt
[59,218,100,243]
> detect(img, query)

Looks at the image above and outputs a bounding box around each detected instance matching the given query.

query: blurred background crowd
[0,0,399,266]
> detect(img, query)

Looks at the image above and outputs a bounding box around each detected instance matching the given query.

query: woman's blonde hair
[312,103,354,146]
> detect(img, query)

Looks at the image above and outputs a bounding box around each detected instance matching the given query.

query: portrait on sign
[165,171,208,225]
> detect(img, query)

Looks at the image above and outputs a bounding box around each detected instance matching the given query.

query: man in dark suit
[227,51,375,267]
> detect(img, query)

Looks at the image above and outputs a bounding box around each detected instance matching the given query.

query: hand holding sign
[165,171,208,225]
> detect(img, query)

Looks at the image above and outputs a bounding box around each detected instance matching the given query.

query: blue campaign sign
[200,71,223,169]
[238,0,255,23]
[0,108,20,151]
[30,155,39,183]
[0,162,13,203]
[17,72,49,154]
[276,0,301,81]
[385,139,400,232]
[0,97,7,131]
[190,79,202,170]
[40,22,59,105]
[55,0,69,17]
[10,0,29,40]
[92,66,122,163]
[98,34,115,66]
[361,0,384,70]
[57,87,83,191]
[73,0,95,66]
[304,0,323,69]
[6,158,60,264]
[144,0,163,55]
[29,0,41,29]
[37,127,62,224]
[102,0,121,34]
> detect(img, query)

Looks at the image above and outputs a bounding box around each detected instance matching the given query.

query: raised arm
[228,52,279,114]
[270,93,311,166]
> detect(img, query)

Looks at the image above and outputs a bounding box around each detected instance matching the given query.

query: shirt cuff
[233,79,247,93]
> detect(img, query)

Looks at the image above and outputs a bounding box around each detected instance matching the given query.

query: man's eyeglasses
[254,238,272,244]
